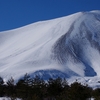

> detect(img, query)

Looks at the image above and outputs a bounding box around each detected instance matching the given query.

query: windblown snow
[0,10,100,87]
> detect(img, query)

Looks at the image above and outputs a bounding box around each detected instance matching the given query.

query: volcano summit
[0,11,100,84]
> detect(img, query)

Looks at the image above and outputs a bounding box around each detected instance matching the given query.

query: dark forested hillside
[0,74,100,100]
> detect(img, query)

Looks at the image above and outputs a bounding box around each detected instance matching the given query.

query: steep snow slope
[0,11,100,83]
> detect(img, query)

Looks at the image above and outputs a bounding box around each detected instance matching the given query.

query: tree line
[0,73,100,100]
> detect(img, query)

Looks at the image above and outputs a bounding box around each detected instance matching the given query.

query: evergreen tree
[7,77,14,86]
[6,77,16,100]
[92,88,100,100]
[0,77,4,85]
[0,77,4,97]
[67,81,92,100]
[31,75,46,100]
[47,77,63,99]
[58,78,69,100]
[16,73,32,100]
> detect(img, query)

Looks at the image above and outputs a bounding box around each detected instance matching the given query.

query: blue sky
[0,0,100,31]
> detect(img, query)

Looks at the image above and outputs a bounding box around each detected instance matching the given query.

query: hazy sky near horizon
[0,0,100,31]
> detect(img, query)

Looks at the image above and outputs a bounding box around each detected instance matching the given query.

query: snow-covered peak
[0,11,100,87]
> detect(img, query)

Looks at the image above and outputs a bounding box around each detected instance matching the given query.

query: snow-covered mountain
[0,10,100,85]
